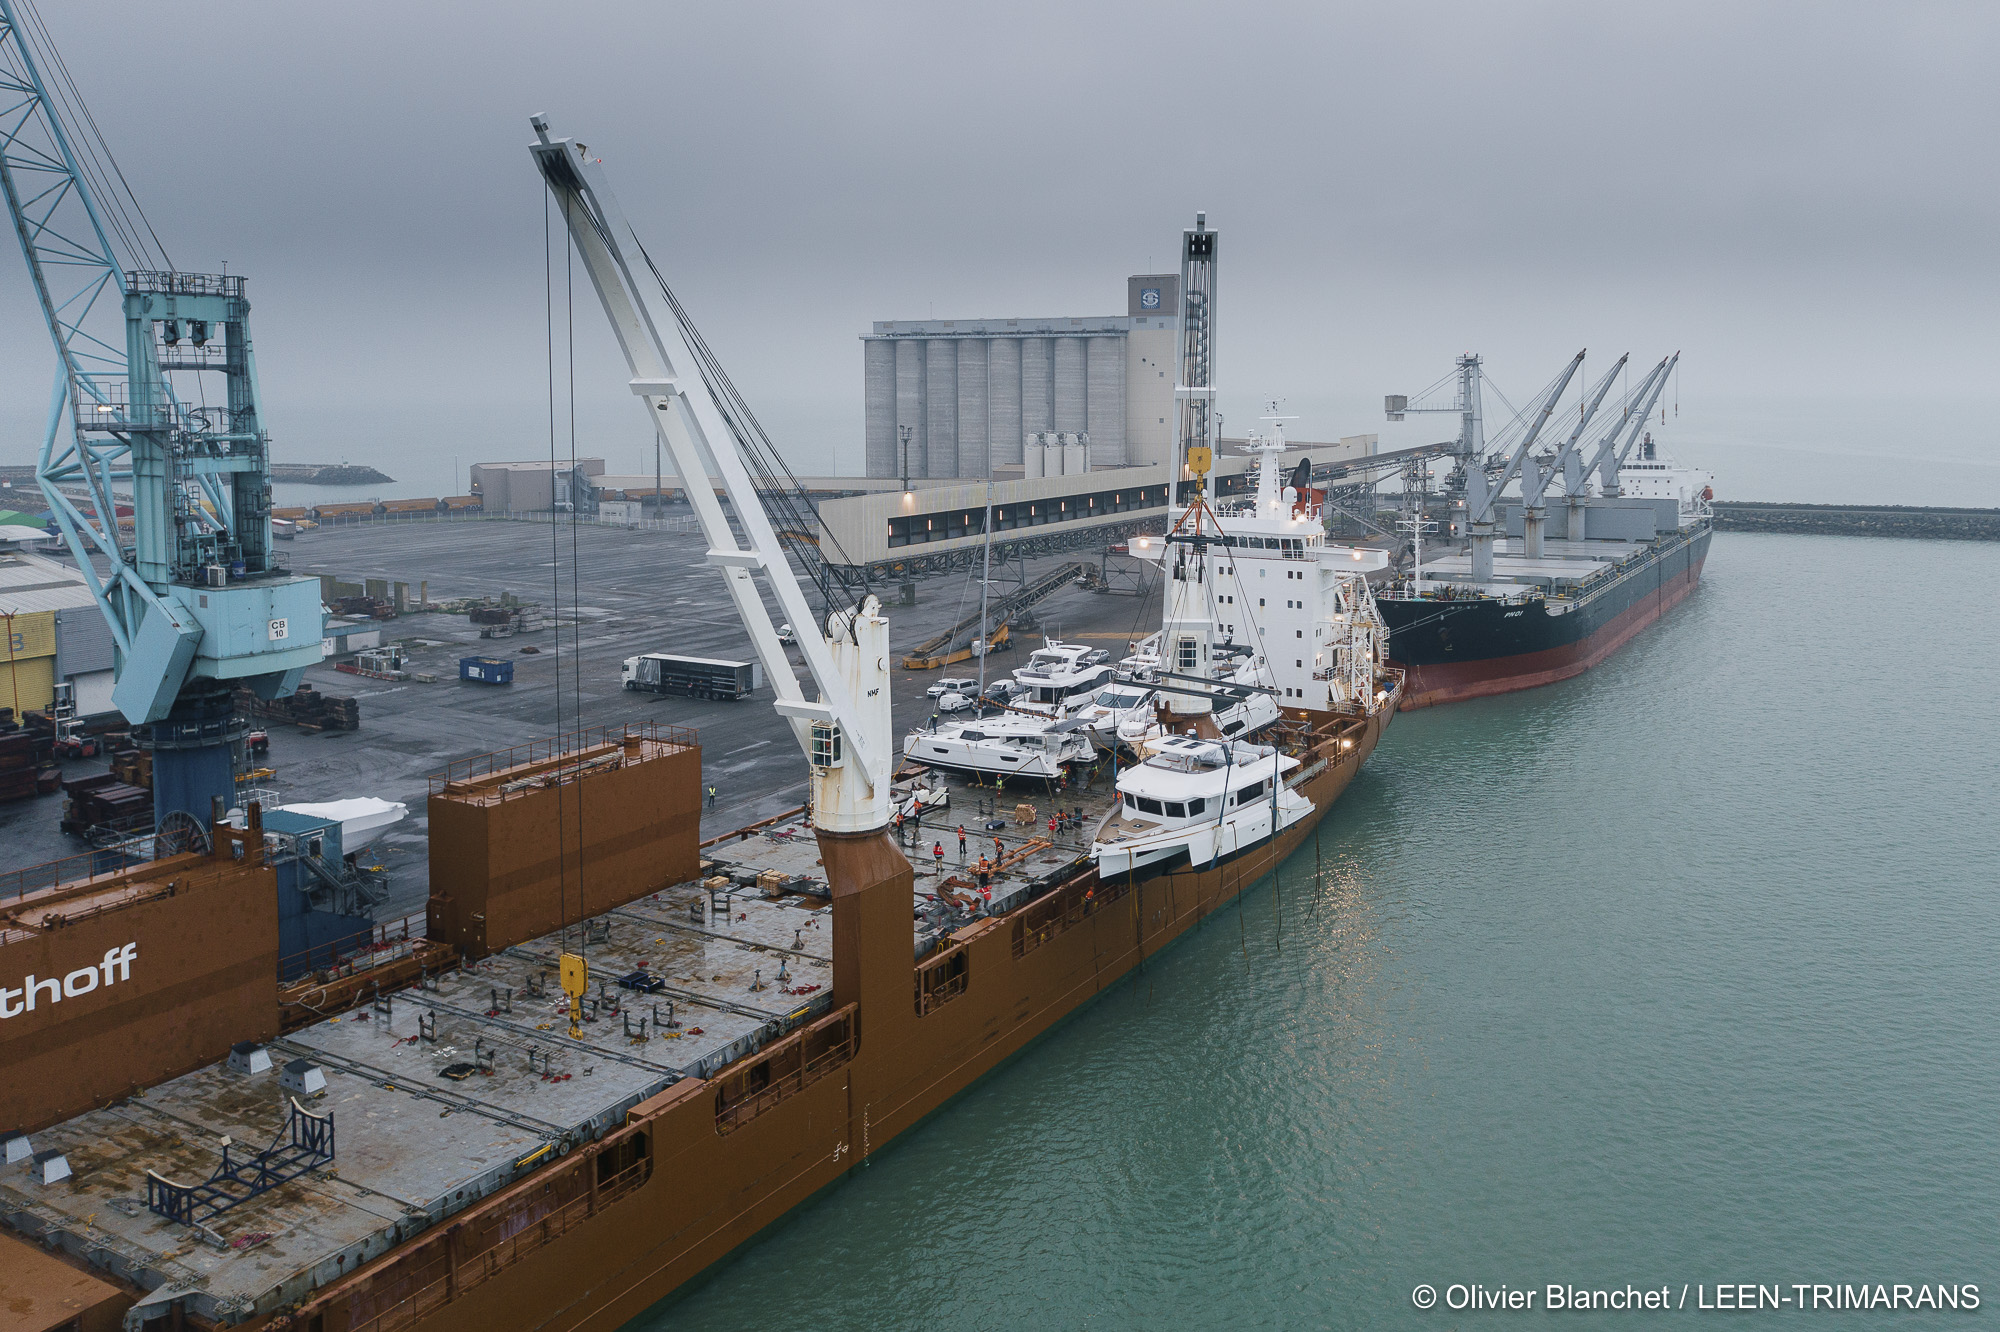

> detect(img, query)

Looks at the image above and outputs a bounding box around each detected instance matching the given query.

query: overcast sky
[1,1,1994,495]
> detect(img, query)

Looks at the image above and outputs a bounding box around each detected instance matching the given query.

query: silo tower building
[863,275,1183,481]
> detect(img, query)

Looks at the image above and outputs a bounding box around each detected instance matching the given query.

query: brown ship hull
[282,700,1395,1332]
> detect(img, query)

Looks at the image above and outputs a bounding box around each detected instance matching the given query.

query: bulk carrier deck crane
[0,0,322,829]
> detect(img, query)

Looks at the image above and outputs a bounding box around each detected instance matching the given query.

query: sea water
[634,531,2000,1330]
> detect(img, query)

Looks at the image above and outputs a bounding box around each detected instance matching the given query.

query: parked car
[776,623,798,645]
[926,676,976,699]
[1083,649,1111,666]
[982,679,1023,702]
[938,691,977,712]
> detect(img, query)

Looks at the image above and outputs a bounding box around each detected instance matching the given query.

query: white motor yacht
[1009,640,1115,714]
[1092,735,1310,878]
[1090,638,1283,751]
[902,713,1095,781]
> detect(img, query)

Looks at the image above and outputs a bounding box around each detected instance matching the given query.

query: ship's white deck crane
[1517,352,1629,555]
[528,118,889,834]
[1477,349,1585,559]
[1583,353,1678,496]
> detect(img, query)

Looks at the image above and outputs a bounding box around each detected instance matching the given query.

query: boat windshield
[1094,688,1148,709]
[1142,738,1228,772]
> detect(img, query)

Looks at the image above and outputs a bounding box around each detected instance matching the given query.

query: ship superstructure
[1093,246,1397,883]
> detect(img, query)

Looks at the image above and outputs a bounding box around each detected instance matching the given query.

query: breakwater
[1713,500,2000,540]
[268,461,396,485]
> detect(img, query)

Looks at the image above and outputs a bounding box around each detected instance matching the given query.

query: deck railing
[427,720,695,796]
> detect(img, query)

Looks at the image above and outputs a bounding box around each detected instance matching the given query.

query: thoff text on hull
[1387,526,1710,710]
[284,702,1393,1332]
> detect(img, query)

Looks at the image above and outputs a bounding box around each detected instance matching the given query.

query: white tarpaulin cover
[278,797,409,849]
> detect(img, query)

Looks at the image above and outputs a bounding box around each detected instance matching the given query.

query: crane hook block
[559,952,589,1000]
[560,951,589,1040]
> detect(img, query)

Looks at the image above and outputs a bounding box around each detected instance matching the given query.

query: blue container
[459,656,514,685]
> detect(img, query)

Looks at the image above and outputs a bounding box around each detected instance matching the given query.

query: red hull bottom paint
[1397,555,1706,709]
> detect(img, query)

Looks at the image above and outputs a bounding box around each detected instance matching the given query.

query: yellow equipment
[559,951,589,1039]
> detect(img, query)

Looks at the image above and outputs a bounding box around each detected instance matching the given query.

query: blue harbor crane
[0,0,323,828]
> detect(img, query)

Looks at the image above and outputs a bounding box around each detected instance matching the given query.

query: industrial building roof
[866,315,1151,337]
[0,551,97,614]
[470,459,605,473]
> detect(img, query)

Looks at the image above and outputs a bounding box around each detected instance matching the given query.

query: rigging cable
[556,191,868,631]
[15,0,169,269]
[566,208,587,956]
[630,240,870,625]
[543,184,569,954]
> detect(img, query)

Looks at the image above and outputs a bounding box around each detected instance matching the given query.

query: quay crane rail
[0,0,322,826]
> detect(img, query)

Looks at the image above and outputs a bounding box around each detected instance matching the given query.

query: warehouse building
[816,437,1377,577]
[863,274,1184,480]
[469,458,606,513]
[0,539,116,719]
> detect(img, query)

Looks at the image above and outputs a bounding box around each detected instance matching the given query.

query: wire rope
[543,185,569,953]
[16,0,169,269]
[565,210,587,955]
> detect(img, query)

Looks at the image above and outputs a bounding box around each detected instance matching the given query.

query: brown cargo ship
[0,686,1394,1331]
[0,126,1404,1332]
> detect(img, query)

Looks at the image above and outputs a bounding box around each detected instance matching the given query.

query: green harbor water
[635,532,2000,1329]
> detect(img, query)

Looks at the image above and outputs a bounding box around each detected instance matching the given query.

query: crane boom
[2,0,320,827]
[1522,353,1629,509]
[529,117,889,833]
[1171,212,1218,507]
[1583,354,1677,491]
[1477,349,1585,524]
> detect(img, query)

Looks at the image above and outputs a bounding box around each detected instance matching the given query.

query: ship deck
[702,767,1119,956]
[0,888,842,1325]
[1408,536,1647,598]
[1,763,1125,1324]
[0,521,1170,1324]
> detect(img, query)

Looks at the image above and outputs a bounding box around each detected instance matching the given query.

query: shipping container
[305,501,381,522]
[459,657,515,685]
[620,653,760,700]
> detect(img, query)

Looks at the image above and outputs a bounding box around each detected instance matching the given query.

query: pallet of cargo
[58,772,151,837]
[233,684,363,732]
